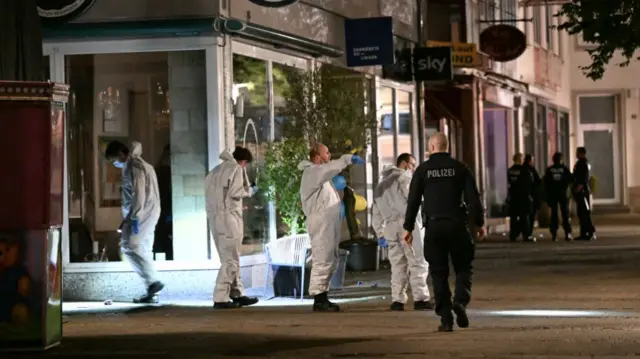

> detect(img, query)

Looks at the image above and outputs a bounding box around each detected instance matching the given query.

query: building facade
[425,0,573,230]
[569,34,637,211]
[44,0,422,300]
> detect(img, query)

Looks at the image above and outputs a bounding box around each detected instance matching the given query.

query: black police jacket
[544,164,572,201]
[403,152,484,232]
[507,164,534,203]
[572,158,591,194]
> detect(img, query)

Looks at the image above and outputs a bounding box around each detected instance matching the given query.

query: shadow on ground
[5,332,373,358]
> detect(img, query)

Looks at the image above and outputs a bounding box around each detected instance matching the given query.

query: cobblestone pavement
[7,225,640,358]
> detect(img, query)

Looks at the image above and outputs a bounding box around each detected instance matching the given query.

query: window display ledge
[63,253,266,273]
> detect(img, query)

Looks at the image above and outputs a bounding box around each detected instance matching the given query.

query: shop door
[577,95,621,204]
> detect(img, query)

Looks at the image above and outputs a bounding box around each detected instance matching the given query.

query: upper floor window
[545,5,554,50]
[533,6,542,44]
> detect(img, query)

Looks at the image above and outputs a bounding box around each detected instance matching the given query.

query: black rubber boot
[390,302,404,311]
[214,301,242,309]
[413,300,434,311]
[313,292,340,312]
[232,296,259,307]
[453,303,469,328]
[147,281,165,296]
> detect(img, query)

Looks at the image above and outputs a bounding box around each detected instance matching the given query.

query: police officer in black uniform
[403,132,485,333]
[544,152,573,242]
[524,154,542,237]
[507,153,535,242]
[573,147,596,240]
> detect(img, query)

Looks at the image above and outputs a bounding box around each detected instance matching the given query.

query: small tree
[282,65,377,240]
[259,137,308,236]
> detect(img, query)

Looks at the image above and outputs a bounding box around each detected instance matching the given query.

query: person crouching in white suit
[372,153,433,311]
[205,147,260,309]
[298,143,365,312]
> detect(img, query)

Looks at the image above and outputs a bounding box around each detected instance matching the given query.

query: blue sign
[344,17,394,67]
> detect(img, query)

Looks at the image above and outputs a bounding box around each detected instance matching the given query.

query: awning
[451,68,529,94]
[520,0,572,6]
[424,91,462,125]
[43,18,218,39]
[215,17,343,58]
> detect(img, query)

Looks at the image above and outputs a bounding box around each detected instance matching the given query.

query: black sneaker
[452,303,469,328]
[133,294,159,304]
[413,300,434,311]
[551,234,558,242]
[214,301,242,309]
[390,302,404,311]
[147,281,165,296]
[232,296,259,307]
[438,313,454,332]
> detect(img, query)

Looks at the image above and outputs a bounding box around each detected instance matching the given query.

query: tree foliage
[282,65,377,240]
[259,138,308,236]
[557,0,640,80]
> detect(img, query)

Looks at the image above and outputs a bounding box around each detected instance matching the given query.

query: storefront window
[378,87,395,168]
[547,108,558,159]
[523,102,535,158]
[65,50,208,263]
[233,54,269,255]
[396,91,412,156]
[535,104,547,172]
[558,112,570,157]
[273,62,298,141]
[483,109,509,218]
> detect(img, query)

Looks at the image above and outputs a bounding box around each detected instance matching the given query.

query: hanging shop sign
[413,46,454,82]
[427,41,481,68]
[248,0,299,8]
[344,17,395,67]
[479,24,527,62]
[37,0,96,24]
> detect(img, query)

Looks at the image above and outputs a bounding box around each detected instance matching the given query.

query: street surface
[8,222,640,358]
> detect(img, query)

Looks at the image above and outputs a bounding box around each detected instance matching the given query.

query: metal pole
[416,0,426,161]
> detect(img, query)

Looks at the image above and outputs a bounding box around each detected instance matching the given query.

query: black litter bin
[340,239,378,272]
[272,249,350,297]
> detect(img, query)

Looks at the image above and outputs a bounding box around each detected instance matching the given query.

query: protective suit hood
[380,165,407,181]
[298,160,313,171]
[130,141,143,158]
[219,150,236,163]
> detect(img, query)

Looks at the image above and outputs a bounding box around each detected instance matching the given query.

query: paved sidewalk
[7,225,640,358]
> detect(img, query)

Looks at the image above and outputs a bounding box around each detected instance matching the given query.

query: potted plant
[258,137,308,236]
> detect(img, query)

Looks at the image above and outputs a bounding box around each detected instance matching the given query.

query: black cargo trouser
[574,192,595,237]
[509,201,532,241]
[424,218,475,318]
[548,196,571,237]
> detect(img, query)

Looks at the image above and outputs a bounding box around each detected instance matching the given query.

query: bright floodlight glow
[62,296,384,314]
[484,309,621,317]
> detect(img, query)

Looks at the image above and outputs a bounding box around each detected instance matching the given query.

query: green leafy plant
[259,137,308,236]
[282,65,377,240]
[557,1,640,81]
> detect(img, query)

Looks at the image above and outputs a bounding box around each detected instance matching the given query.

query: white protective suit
[205,150,254,303]
[298,154,353,296]
[120,141,162,287]
[371,166,430,304]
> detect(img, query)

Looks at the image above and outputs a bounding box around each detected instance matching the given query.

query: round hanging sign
[479,24,527,62]
[38,0,96,24]
[248,0,299,8]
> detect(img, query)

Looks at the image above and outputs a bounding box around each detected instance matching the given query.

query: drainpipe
[416,0,426,161]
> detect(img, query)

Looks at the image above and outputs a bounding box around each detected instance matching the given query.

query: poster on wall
[98,136,127,208]
[0,230,45,349]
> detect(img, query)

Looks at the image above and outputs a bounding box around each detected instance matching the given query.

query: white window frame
[575,93,621,205]
[43,37,231,272]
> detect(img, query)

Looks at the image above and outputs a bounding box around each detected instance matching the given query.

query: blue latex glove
[378,237,387,248]
[130,218,140,235]
[351,155,365,165]
[250,185,259,196]
[332,175,347,191]
[340,202,346,220]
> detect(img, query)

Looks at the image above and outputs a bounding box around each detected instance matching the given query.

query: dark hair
[524,154,534,165]
[396,153,414,166]
[552,152,563,164]
[104,141,129,159]
[577,147,587,155]
[233,146,253,163]
[512,153,523,163]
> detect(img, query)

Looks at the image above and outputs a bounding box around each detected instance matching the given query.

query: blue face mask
[112,161,126,169]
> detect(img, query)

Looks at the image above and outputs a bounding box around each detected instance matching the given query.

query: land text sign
[427,41,481,68]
